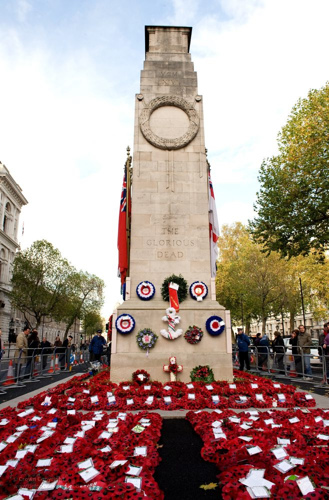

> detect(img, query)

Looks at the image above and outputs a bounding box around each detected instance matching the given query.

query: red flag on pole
[208,170,219,277]
[118,170,128,285]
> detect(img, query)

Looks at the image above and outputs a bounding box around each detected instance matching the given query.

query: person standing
[25,330,40,378]
[272,331,285,374]
[254,333,261,348]
[236,328,250,371]
[0,329,4,360]
[323,328,329,383]
[89,330,106,362]
[289,329,299,376]
[40,337,51,370]
[14,326,30,383]
[60,335,73,370]
[297,324,312,380]
[258,333,270,371]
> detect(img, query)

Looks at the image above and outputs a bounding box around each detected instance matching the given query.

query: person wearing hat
[89,330,106,362]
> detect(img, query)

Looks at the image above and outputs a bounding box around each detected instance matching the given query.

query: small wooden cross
[163,356,183,382]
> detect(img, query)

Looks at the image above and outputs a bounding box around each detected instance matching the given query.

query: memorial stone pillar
[111,26,233,382]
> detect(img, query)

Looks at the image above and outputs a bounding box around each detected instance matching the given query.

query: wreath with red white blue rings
[206,315,225,336]
[136,280,156,300]
[189,281,208,301]
[115,313,135,334]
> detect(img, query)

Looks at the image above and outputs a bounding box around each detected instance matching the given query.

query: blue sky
[1,0,329,316]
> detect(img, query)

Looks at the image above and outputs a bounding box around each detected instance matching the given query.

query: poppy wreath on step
[205,315,225,336]
[116,313,135,334]
[161,274,188,303]
[190,364,214,382]
[184,325,203,345]
[189,281,208,301]
[136,281,156,301]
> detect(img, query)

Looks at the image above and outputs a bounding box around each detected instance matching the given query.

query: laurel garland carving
[139,96,200,150]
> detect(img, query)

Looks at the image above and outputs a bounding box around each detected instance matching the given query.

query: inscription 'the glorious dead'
[146,227,195,259]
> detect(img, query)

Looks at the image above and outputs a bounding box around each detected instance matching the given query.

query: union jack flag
[120,174,127,213]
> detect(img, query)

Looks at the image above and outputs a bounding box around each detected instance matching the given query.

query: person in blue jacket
[89,330,106,362]
[236,328,250,371]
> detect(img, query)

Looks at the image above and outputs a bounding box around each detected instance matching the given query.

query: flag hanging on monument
[208,170,219,277]
[117,170,128,285]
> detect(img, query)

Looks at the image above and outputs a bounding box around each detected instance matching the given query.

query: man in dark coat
[236,328,250,371]
[89,330,106,362]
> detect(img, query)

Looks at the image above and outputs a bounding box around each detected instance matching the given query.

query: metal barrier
[233,344,328,385]
[0,347,91,391]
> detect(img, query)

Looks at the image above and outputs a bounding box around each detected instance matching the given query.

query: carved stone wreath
[139,95,200,150]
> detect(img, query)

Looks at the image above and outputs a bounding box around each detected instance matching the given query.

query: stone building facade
[0,162,28,338]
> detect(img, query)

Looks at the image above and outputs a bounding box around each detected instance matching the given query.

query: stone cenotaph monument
[111,26,233,382]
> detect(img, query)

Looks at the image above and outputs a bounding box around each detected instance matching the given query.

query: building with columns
[0,162,28,338]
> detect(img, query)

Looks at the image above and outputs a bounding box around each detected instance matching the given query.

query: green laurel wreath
[161,274,188,303]
[190,365,215,383]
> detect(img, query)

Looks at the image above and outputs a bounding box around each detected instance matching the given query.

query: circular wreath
[184,325,203,345]
[132,369,150,385]
[161,274,188,303]
[206,315,225,336]
[136,281,155,301]
[190,365,214,383]
[189,281,208,301]
[136,328,158,351]
[116,314,135,335]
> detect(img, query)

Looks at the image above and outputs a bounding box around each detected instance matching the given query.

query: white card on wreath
[271,447,287,460]
[126,465,142,477]
[100,445,112,453]
[109,460,127,469]
[274,460,295,473]
[125,476,142,490]
[36,459,52,467]
[134,446,147,456]
[144,385,151,390]
[79,466,100,483]
[187,383,194,389]
[206,385,214,390]
[38,480,58,491]
[247,446,262,456]
[18,489,35,499]
[78,458,94,470]
[188,394,195,400]
[296,476,315,495]
[145,396,154,404]
[0,465,8,477]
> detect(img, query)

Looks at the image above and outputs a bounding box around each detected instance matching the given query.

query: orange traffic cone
[3,360,15,385]
[54,355,60,371]
[80,353,84,364]
[32,361,39,378]
[73,355,78,365]
[48,355,54,373]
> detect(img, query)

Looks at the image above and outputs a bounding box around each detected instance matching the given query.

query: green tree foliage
[56,271,104,338]
[10,240,104,332]
[216,223,329,333]
[82,311,104,337]
[250,82,329,259]
[10,240,73,328]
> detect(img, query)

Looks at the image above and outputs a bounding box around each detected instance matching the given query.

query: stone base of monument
[110,299,233,383]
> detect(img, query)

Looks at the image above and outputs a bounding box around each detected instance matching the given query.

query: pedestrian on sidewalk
[322,329,329,383]
[14,326,30,383]
[24,329,40,378]
[236,328,250,371]
[0,329,5,360]
[272,331,285,374]
[60,335,73,370]
[289,329,300,376]
[258,333,270,371]
[40,337,51,370]
[297,325,312,380]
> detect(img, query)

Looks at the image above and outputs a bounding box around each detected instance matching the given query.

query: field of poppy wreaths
[0,369,325,499]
